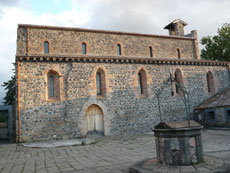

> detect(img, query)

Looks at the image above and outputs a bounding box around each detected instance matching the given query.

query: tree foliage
[2,74,16,106]
[201,23,230,61]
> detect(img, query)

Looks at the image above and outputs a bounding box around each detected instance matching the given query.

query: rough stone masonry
[15,19,230,142]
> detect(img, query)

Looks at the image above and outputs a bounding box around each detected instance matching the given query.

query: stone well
[153,120,204,165]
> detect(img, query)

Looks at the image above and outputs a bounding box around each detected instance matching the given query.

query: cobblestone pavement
[0,129,230,173]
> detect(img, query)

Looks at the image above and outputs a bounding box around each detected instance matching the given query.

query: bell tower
[164,19,187,36]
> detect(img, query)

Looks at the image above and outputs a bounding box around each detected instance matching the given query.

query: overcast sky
[0,0,229,105]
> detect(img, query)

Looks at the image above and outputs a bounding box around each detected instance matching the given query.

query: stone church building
[16,19,230,142]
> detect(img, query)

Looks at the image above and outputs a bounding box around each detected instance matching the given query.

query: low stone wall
[194,107,230,127]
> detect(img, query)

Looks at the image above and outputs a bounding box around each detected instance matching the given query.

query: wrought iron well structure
[153,74,204,165]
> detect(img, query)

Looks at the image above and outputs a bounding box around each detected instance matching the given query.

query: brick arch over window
[47,70,60,100]
[40,39,53,54]
[133,67,151,98]
[207,71,215,93]
[96,68,106,97]
[79,41,90,55]
[90,66,111,97]
[113,42,124,56]
[138,69,148,95]
[174,68,183,95]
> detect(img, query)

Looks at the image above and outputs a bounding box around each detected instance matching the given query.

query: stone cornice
[18,24,196,41]
[16,55,229,66]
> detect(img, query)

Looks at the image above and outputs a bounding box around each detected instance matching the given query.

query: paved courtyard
[0,129,230,173]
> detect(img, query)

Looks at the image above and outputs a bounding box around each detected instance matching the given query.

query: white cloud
[35,10,89,27]
[0,4,89,104]
[70,0,230,37]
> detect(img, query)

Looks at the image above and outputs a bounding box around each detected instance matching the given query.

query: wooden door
[86,105,104,136]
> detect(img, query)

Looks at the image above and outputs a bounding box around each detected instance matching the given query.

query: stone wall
[17,25,197,59]
[194,107,230,127]
[15,24,228,142]
[0,123,8,140]
[17,60,230,142]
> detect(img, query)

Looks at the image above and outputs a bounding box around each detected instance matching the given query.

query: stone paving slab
[0,129,230,173]
[129,156,230,173]
[22,138,95,148]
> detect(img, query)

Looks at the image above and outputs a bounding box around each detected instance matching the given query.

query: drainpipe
[17,58,21,142]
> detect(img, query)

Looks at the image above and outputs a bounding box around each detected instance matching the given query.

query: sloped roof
[155,120,201,129]
[195,88,230,110]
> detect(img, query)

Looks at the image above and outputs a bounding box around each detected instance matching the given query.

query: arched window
[96,72,102,95]
[138,69,148,95]
[149,46,153,57]
[82,43,86,54]
[47,70,60,100]
[117,44,121,56]
[177,48,181,59]
[48,75,54,97]
[96,69,106,96]
[174,69,183,95]
[44,41,49,54]
[207,71,215,93]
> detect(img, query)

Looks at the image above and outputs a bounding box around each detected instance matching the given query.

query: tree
[200,23,230,61]
[2,73,16,106]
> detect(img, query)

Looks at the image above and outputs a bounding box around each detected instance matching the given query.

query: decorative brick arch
[40,39,53,54]
[96,68,106,96]
[114,42,125,56]
[43,69,65,101]
[79,99,110,136]
[133,66,151,98]
[90,66,112,97]
[79,41,90,55]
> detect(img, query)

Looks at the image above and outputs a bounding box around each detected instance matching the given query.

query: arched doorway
[86,104,104,136]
